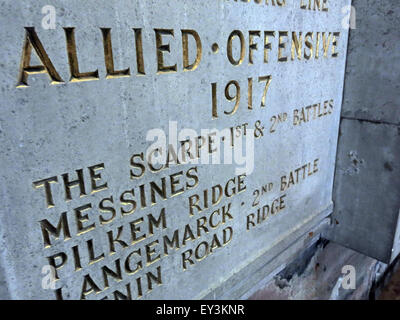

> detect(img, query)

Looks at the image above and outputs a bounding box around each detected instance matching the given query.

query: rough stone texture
[329,0,400,263]
[0,1,350,299]
[341,0,400,125]
[246,241,383,300]
[208,217,332,299]
[0,261,10,299]
[377,257,400,300]
[331,120,400,262]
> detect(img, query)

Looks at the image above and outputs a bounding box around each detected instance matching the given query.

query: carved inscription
[17,0,346,299]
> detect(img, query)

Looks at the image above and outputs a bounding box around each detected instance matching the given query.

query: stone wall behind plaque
[330,0,400,263]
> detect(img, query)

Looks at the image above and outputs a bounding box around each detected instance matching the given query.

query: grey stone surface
[330,120,400,263]
[329,0,400,264]
[341,0,400,125]
[0,260,10,299]
[246,241,381,300]
[0,1,350,299]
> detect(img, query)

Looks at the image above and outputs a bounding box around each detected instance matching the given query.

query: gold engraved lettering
[145,240,161,266]
[322,32,332,57]
[258,75,272,107]
[304,32,314,60]
[88,163,108,194]
[62,169,87,201]
[107,226,128,254]
[133,28,145,75]
[39,212,71,247]
[224,80,241,115]
[332,32,340,57]
[291,32,303,60]
[33,176,58,208]
[101,28,130,79]
[99,196,116,225]
[322,0,329,11]
[74,203,95,235]
[125,249,142,275]
[163,230,180,255]
[181,29,202,71]
[47,252,67,280]
[247,78,253,110]
[146,266,162,291]
[80,274,102,300]
[87,238,105,264]
[102,260,122,289]
[278,31,288,62]
[17,27,64,87]
[264,31,275,63]
[248,30,260,65]
[227,30,245,66]
[315,32,321,59]
[64,27,99,82]
[154,29,177,74]
[150,178,167,205]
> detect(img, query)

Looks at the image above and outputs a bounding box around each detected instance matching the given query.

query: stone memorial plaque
[0,0,350,299]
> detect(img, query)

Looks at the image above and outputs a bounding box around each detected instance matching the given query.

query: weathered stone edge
[199,202,333,300]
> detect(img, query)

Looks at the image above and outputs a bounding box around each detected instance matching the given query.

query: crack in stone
[341,116,400,127]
